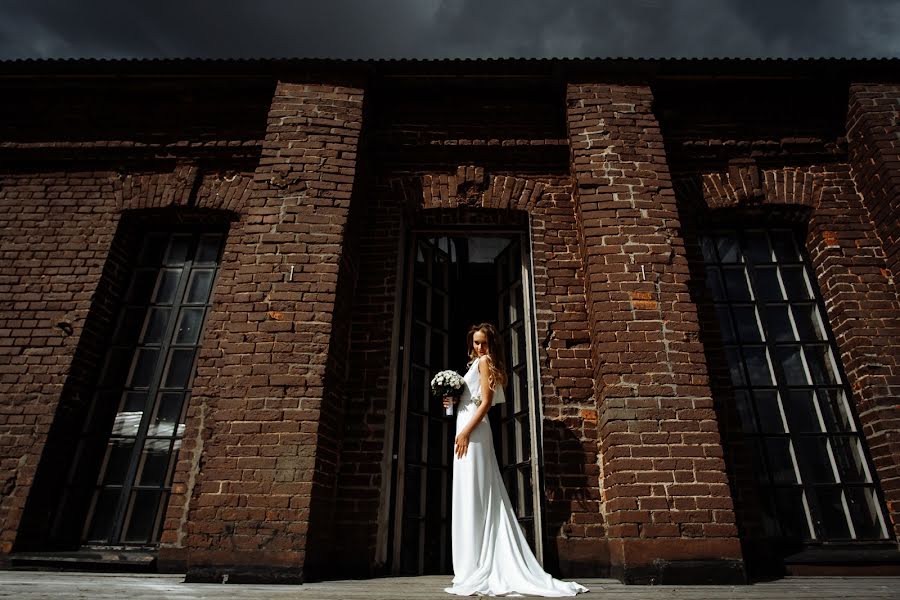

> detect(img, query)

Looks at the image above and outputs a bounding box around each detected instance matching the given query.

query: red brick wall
[566,82,744,583]
[167,81,365,582]
[0,171,122,554]
[848,84,900,280]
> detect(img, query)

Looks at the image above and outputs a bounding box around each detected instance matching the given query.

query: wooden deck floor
[0,571,898,599]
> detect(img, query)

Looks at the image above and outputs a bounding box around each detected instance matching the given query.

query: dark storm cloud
[0,0,897,60]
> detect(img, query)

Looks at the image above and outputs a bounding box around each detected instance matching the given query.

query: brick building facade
[0,58,898,584]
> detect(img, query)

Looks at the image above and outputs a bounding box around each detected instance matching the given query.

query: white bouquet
[431,370,464,416]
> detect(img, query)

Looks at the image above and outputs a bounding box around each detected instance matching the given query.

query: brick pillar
[811,164,900,542]
[845,85,900,540]
[566,83,744,584]
[848,84,900,280]
[171,82,364,582]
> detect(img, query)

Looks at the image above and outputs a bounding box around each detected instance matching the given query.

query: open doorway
[390,233,545,575]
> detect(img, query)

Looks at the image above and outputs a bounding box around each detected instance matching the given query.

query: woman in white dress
[443,323,588,597]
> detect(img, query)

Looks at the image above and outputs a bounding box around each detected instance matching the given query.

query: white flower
[431,369,464,397]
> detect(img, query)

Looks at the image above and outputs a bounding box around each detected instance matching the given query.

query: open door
[390,233,545,574]
[495,237,544,563]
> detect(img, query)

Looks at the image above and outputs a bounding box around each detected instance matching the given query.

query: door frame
[381,224,547,573]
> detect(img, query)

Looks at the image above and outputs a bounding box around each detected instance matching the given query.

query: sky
[1,0,898,61]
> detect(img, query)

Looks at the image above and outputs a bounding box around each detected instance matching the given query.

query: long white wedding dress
[445,356,588,597]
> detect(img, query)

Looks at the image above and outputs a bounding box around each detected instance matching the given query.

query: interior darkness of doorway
[445,236,503,370]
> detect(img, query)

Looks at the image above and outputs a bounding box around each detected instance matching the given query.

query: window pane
[716,235,741,263]
[780,266,810,300]
[154,269,182,304]
[127,348,160,388]
[101,350,131,388]
[101,439,134,486]
[742,231,772,263]
[413,281,427,322]
[115,306,148,344]
[725,348,746,386]
[185,270,214,304]
[139,234,168,266]
[404,466,423,517]
[745,438,770,481]
[123,490,162,543]
[141,308,170,345]
[846,487,886,540]
[127,270,158,303]
[733,306,762,342]
[776,346,808,386]
[121,391,147,413]
[519,465,534,519]
[137,438,172,487]
[795,437,836,483]
[706,267,726,300]
[771,230,799,262]
[111,398,144,437]
[406,410,424,464]
[774,488,812,539]
[733,390,757,432]
[715,305,736,341]
[812,488,850,539]
[86,489,121,542]
[831,437,869,483]
[164,235,191,266]
[765,437,798,484]
[149,392,185,437]
[752,266,784,301]
[411,367,427,413]
[764,305,795,342]
[754,390,785,433]
[195,234,223,264]
[514,369,527,413]
[805,346,838,385]
[784,390,822,433]
[513,285,524,324]
[723,267,752,301]
[701,236,717,262]
[432,290,446,327]
[818,389,854,433]
[516,324,527,368]
[174,308,205,345]
[517,414,531,463]
[744,347,774,386]
[163,349,196,389]
[430,331,446,371]
[411,322,425,366]
[427,416,447,467]
[792,304,826,341]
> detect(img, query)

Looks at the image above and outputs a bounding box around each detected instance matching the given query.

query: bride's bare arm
[455,357,494,458]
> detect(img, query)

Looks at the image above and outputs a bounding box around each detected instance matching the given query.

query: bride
[442,323,588,597]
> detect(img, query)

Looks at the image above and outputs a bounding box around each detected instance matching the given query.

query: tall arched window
[701,226,889,542]
[63,227,226,547]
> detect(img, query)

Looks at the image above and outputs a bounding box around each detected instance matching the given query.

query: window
[69,230,225,546]
[702,227,888,541]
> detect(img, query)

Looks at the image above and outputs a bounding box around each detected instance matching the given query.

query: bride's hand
[442,396,457,409]
[455,432,470,459]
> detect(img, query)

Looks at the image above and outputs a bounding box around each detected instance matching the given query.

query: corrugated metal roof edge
[0,56,898,63]
[1,57,896,80]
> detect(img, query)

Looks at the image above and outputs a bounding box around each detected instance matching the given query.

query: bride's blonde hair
[466,323,508,388]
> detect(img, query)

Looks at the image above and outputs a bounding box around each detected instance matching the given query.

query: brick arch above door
[390,165,547,213]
